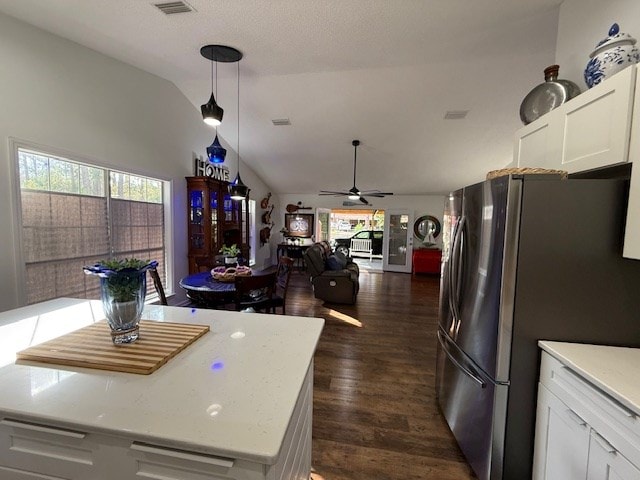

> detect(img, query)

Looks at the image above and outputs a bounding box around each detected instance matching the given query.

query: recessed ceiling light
[444,110,469,120]
[272,118,291,126]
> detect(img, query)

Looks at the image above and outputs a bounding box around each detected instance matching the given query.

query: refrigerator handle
[437,330,487,388]
[454,216,467,326]
[447,217,461,333]
[449,216,466,332]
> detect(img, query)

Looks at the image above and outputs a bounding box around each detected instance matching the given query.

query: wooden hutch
[186,176,249,273]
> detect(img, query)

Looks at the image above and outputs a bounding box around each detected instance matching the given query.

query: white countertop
[539,340,640,415]
[0,298,324,464]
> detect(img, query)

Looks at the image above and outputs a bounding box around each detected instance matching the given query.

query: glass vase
[100,271,147,344]
[84,260,157,344]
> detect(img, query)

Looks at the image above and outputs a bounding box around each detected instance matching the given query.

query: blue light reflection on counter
[211,361,224,371]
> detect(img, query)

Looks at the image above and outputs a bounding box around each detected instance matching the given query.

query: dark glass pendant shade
[201,93,224,126]
[206,135,226,164]
[229,172,249,200]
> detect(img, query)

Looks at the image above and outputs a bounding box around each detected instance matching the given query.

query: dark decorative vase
[519,65,581,125]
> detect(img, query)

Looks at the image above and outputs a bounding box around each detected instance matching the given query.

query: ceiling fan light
[206,134,227,164]
[348,194,360,200]
[201,93,224,126]
[229,172,249,200]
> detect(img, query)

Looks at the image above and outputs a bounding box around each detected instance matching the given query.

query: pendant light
[206,135,226,164]
[229,59,250,201]
[201,47,223,126]
[200,45,243,127]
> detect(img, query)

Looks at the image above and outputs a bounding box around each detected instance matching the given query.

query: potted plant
[219,244,240,265]
[84,258,158,344]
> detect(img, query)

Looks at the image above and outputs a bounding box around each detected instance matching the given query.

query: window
[17,148,167,304]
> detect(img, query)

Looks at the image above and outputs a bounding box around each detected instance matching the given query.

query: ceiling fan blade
[360,190,394,196]
[319,191,349,196]
[359,196,369,204]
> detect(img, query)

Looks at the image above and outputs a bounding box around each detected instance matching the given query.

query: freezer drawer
[436,329,508,480]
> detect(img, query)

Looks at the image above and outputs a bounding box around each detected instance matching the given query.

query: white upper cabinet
[561,66,636,172]
[514,116,563,171]
[514,65,640,260]
[515,65,636,172]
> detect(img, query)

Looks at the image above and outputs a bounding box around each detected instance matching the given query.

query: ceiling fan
[319,140,393,204]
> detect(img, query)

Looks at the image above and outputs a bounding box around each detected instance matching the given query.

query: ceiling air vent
[444,110,469,120]
[271,118,291,126]
[153,1,194,15]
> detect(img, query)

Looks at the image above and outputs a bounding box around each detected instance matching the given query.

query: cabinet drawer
[129,442,264,480]
[540,352,640,468]
[0,418,94,479]
[0,465,71,480]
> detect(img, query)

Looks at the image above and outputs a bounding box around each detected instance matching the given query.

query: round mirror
[414,215,441,243]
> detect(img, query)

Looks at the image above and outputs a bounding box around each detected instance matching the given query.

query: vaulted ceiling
[0,0,562,195]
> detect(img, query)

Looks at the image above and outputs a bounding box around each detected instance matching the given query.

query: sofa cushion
[326,253,347,270]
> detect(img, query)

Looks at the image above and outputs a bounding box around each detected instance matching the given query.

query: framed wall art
[285,213,314,238]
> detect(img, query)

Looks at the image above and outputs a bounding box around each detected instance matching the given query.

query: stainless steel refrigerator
[436,172,640,480]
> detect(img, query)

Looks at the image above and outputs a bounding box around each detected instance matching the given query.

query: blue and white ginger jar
[584,23,640,89]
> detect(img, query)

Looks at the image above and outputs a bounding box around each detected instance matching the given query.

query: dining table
[179,271,239,308]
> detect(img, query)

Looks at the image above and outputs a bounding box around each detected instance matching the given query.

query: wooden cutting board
[16,320,210,375]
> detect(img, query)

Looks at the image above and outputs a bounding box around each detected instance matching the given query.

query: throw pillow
[333,250,348,263]
[326,253,347,270]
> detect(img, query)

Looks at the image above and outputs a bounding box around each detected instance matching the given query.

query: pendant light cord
[352,143,357,188]
[213,55,217,134]
[237,60,240,176]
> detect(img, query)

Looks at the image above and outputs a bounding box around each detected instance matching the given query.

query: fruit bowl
[211,266,251,282]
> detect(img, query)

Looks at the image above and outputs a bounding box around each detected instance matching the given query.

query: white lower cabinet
[0,363,314,480]
[587,430,640,480]
[534,384,590,480]
[534,351,640,480]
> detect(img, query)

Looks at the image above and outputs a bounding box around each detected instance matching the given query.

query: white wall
[275,194,446,256]
[0,12,274,311]
[556,0,640,88]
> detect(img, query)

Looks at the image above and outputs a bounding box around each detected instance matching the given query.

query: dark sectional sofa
[303,241,359,304]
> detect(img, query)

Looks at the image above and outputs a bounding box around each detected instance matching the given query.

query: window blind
[18,148,166,304]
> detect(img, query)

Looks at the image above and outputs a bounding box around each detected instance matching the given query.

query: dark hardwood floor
[284,269,477,480]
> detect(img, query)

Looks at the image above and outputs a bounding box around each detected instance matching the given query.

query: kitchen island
[0,298,324,480]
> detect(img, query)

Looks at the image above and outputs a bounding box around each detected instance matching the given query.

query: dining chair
[233,272,277,312]
[266,257,294,314]
[148,268,168,306]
